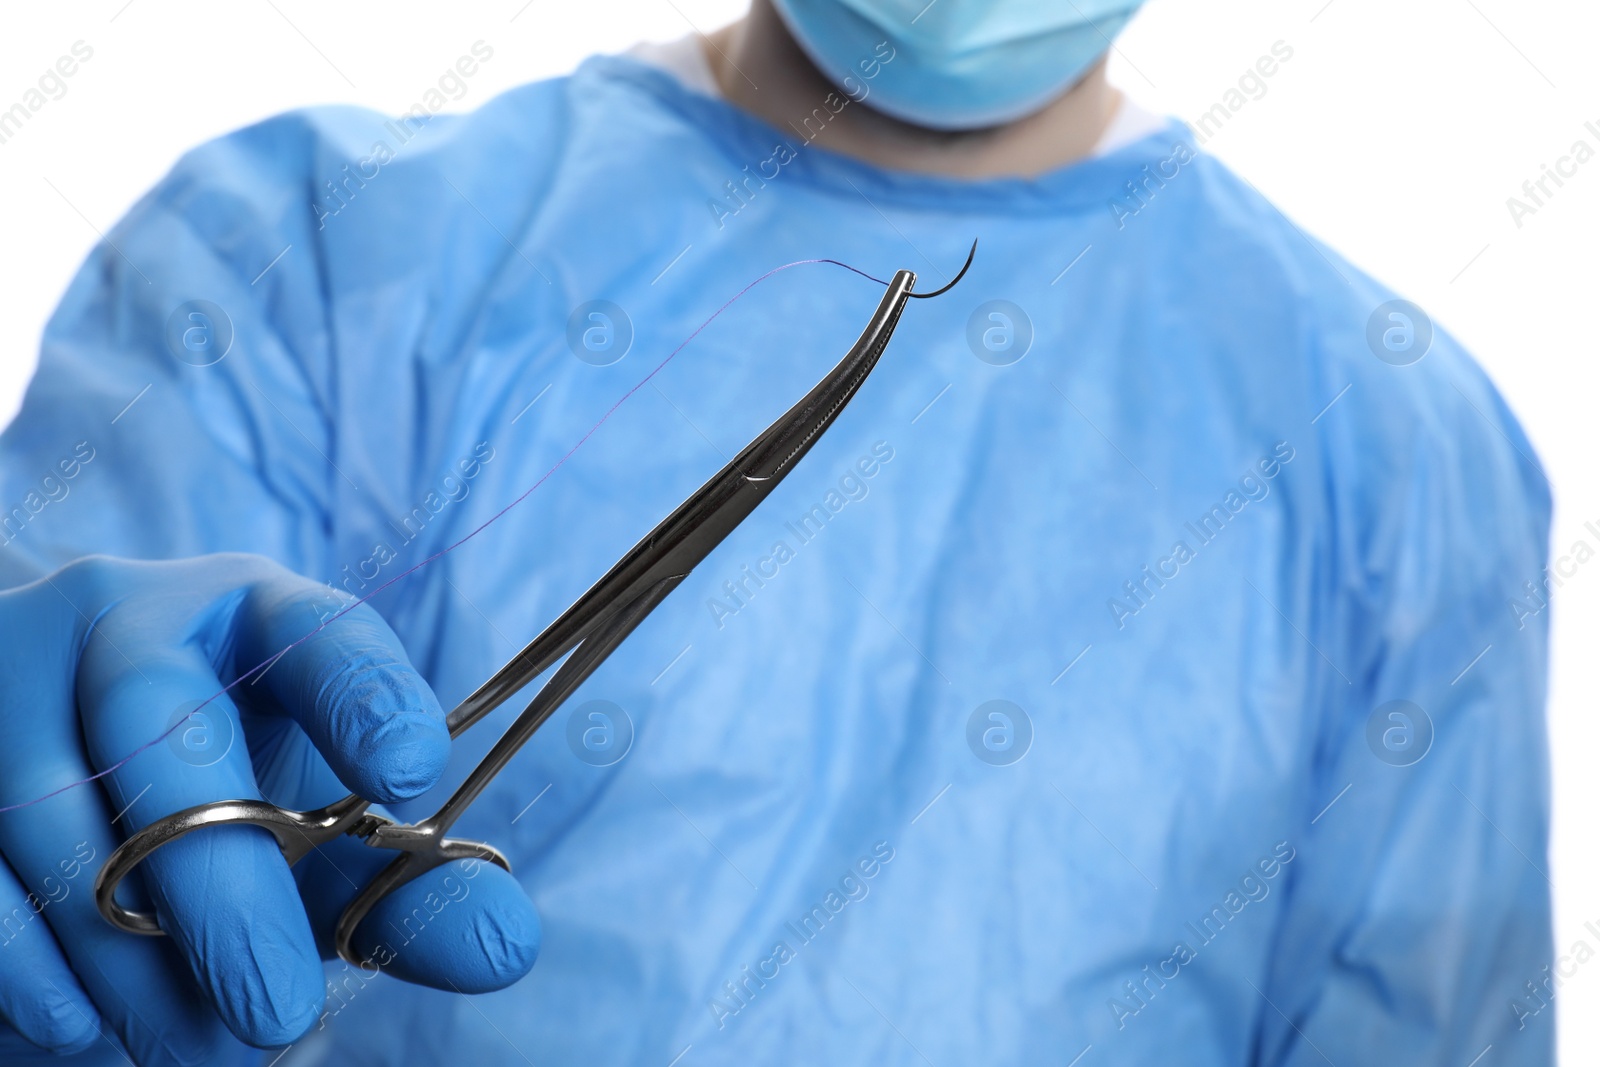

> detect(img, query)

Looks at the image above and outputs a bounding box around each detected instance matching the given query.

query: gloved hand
[0,554,540,1064]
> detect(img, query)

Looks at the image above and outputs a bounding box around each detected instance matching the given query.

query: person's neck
[703,0,1121,179]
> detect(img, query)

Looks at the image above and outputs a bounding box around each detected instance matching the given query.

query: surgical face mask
[770,0,1146,131]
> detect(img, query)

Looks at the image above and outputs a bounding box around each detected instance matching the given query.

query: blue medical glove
[0,554,540,1064]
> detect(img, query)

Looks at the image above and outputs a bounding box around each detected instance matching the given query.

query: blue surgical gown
[0,55,1554,1066]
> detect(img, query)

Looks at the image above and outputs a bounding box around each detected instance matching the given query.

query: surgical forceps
[95,244,975,965]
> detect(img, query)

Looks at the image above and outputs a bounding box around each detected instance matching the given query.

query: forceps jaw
[736,268,917,483]
[436,265,926,746]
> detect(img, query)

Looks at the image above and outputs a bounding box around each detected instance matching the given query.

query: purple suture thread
[0,257,897,816]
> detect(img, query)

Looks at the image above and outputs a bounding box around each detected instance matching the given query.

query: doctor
[0,1,1553,1064]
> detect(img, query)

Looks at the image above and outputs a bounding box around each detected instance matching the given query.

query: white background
[1,0,1595,1058]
